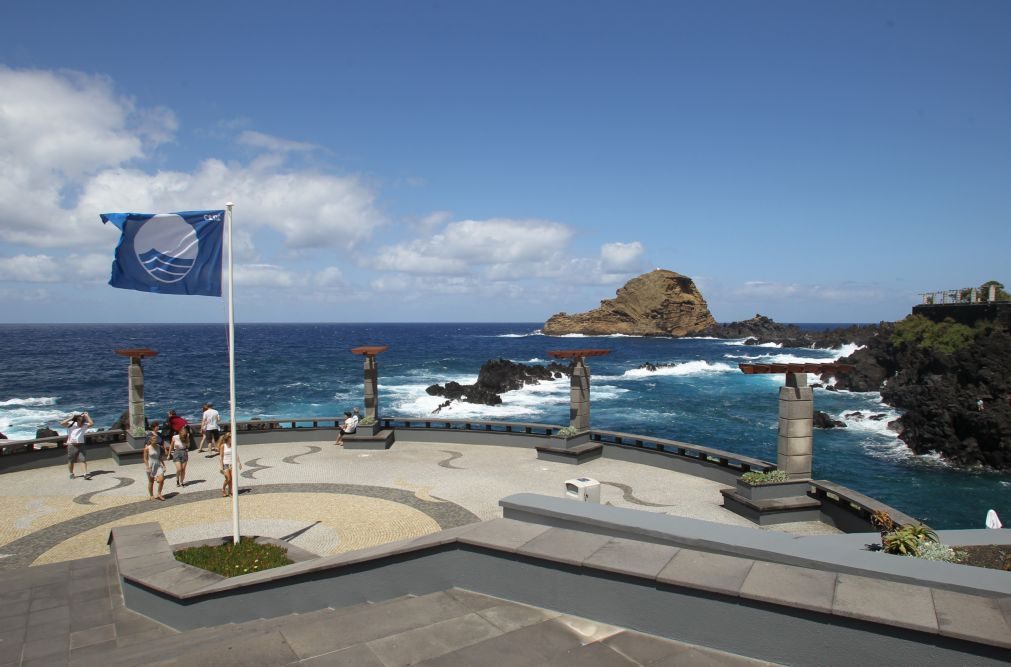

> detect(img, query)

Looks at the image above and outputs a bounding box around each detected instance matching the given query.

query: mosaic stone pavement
[0,439,839,570]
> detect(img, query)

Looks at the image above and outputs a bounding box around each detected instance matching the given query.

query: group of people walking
[62,401,359,499]
[143,403,237,500]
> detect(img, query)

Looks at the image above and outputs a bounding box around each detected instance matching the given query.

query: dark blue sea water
[1,323,1006,529]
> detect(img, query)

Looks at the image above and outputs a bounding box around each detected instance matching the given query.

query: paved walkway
[0,439,837,570]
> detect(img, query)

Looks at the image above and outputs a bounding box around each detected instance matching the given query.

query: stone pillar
[363,354,379,421]
[570,358,591,432]
[115,348,157,450]
[777,372,813,479]
[128,358,146,435]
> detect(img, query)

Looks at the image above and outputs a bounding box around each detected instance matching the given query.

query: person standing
[143,432,166,501]
[198,403,221,453]
[170,429,190,487]
[60,412,93,479]
[219,433,240,497]
[167,410,188,437]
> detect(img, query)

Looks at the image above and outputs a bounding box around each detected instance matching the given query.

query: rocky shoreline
[426,359,572,411]
[707,314,1010,471]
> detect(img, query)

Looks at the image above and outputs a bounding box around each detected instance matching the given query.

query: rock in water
[543,269,716,336]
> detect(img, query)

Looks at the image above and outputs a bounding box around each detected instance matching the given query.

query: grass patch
[174,537,293,577]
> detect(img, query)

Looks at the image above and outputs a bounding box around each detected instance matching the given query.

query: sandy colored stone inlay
[32,493,441,566]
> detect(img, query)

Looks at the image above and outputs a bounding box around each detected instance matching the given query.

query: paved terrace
[0,438,838,570]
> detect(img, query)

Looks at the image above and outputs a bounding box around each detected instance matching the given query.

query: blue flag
[100,211,225,296]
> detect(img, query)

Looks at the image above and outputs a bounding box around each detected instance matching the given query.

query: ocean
[1,322,1007,529]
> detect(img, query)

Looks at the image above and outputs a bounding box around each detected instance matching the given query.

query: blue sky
[1,1,1008,324]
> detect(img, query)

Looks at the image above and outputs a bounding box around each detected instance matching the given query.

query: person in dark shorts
[59,412,93,479]
[170,428,191,487]
[199,403,221,453]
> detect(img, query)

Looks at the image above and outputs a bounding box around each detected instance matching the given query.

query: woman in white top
[143,432,166,501]
[171,429,190,487]
[59,412,93,480]
[219,433,240,497]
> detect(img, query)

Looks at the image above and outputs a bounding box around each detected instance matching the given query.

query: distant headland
[542,269,716,336]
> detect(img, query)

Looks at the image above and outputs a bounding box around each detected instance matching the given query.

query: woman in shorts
[219,433,239,497]
[170,428,190,487]
[143,432,166,501]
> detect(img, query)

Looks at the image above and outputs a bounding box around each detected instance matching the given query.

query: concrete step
[71,593,421,666]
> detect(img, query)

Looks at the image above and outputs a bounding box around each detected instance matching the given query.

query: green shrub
[910,542,963,563]
[175,538,292,577]
[890,315,976,355]
[358,416,377,426]
[556,426,581,438]
[979,280,1009,301]
[740,469,791,485]
[882,523,938,556]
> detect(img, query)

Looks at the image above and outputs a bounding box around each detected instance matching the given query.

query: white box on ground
[565,477,600,503]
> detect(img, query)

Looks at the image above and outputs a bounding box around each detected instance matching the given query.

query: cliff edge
[543,269,716,336]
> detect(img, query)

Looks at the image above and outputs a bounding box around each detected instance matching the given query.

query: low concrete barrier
[110,519,1011,666]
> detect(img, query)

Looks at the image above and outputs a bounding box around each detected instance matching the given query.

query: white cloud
[0,67,146,177]
[731,280,885,302]
[0,253,108,283]
[233,264,302,289]
[0,67,386,251]
[238,130,319,153]
[375,218,571,274]
[314,266,345,287]
[600,241,644,272]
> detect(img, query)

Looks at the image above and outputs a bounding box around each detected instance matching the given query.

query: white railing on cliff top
[919,285,1008,305]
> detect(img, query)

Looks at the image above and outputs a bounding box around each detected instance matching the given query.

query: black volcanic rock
[814,411,846,429]
[700,314,886,350]
[428,359,573,411]
[817,316,1011,470]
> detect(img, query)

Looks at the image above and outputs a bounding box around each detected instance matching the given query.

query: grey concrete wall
[119,546,1009,666]
[0,443,115,473]
[498,494,1011,597]
[602,443,743,486]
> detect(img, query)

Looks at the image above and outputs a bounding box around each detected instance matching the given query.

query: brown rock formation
[543,269,717,336]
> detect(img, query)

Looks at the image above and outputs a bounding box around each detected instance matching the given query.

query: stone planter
[551,431,591,449]
[355,422,381,437]
[735,478,812,502]
[125,433,148,451]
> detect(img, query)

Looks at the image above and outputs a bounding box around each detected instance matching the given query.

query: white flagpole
[225,202,240,545]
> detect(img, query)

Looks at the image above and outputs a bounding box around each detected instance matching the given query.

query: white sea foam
[723,353,774,361]
[681,336,721,340]
[387,376,571,419]
[599,360,737,380]
[832,406,902,438]
[830,343,864,359]
[0,396,57,407]
[0,403,68,440]
[496,331,542,338]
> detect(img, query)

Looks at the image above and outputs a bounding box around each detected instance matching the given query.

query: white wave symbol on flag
[133,214,200,283]
[138,248,196,282]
